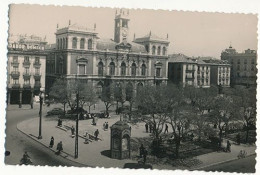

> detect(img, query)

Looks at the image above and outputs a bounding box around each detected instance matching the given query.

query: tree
[49,78,68,116]
[209,95,240,148]
[114,83,126,114]
[101,83,115,113]
[234,87,256,143]
[80,84,98,113]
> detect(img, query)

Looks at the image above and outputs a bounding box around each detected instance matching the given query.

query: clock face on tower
[122,28,127,37]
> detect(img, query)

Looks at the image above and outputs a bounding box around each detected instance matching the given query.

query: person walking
[139,144,145,158]
[56,141,63,155]
[143,147,148,164]
[226,140,231,152]
[94,129,99,140]
[145,123,148,133]
[164,124,168,134]
[49,136,54,148]
[71,126,75,136]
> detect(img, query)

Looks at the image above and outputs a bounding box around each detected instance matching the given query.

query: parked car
[67,107,87,115]
[47,108,64,116]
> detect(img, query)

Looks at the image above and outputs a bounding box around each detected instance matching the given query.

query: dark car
[47,108,64,116]
[67,107,87,115]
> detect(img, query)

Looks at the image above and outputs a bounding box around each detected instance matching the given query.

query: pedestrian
[105,122,109,130]
[139,144,145,158]
[57,118,62,127]
[164,124,168,134]
[71,126,75,136]
[226,140,231,152]
[94,129,99,140]
[236,133,241,145]
[103,122,106,130]
[143,147,148,164]
[56,141,63,155]
[145,123,148,133]
[49,136,54,148]
[149,123,152,133]
[84,132,90,144]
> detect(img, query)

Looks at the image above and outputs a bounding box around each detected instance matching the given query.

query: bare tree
[101,83,115,113]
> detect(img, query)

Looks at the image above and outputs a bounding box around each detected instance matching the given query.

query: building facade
[203,59,231,87]
[168,54,211,88]
[7,35,47,106]
[168,54,230,88]
[221,46,257,87]
[45,10,170,96]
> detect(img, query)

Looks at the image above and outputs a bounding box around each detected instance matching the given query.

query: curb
[16,119,93,167]
[190,153,256,171]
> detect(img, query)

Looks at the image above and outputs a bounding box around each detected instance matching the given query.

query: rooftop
[134,32,169,44]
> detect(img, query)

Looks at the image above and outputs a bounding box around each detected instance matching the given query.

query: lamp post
[38,87,44,139]
[74,75,79,159]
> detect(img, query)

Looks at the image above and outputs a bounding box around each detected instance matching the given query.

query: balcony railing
[11,62,19,66]
[12,84,20,88]
[33,61,41,67]
[23,61,31,66]
[23,72,31,79]
[34,73,41,80]
[11,71,20,78]
[23,84,31,89]
[34,83,41,89]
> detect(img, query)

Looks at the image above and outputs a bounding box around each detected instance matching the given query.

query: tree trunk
[246,127,249,143]
[219,129,223,148]
[63,103,66,116]
[175,137,180,158]
[89,106,91,114]
[116,101,118,114]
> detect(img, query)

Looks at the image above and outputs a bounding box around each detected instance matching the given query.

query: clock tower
[114,9,130,43]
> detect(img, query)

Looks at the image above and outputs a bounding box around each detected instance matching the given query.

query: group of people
[103,122,109,131]
[48,136,63,155]
[145,123,169,134]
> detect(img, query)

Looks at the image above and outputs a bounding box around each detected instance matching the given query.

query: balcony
[23,61,31,67]
[12,84,20,89]
[34,72,41,80]
[23,72,31,79]
[11,61,19,66]
[34,83,41,89]
[33,61,41,67]
[10,71,20,78]
[23,84,31,89]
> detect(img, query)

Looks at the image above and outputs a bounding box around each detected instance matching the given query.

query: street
[203,154,256,173]
[4,104,82,167]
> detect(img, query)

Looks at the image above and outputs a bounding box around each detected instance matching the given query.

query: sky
[8,4,258,58]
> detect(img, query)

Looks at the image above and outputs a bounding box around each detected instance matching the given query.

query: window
[80,38,85,49]
[251,58,255,64]
[109,62,115,75]
[72,37,77,49]
[13,66,18,72]
[63,38,65,49]
[98,62,103,76]
[251,65,255,71]
[162,47,166,55]
[152,46,156,55]
[131,63,136,76]
[88,39,92,50]
[156,68,161,77]
[13,56,18,63]
[157,46,161,55]
[24,79,30,85]
[66,38,68,48]
[244,59,247,64]
[13,78,19,84]
[35,68,40,74]
[237,65,240,70]
[25,67,29,74]
[35,57,40,63]
[24,56,29,62]
[121,62,126,75]
[145,45,149,52]
[238,59,240,64]
[141,64,146,76]
[79,64,85,75]
[244,66,247,71]
[198,66,200,71]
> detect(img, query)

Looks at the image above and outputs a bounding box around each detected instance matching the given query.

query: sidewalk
[16,111,256,170]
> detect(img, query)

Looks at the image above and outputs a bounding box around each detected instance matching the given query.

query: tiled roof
[134,32,169,43]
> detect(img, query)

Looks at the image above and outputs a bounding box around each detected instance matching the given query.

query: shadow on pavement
[100,150,111,158]
[123,163,153,169]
